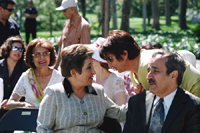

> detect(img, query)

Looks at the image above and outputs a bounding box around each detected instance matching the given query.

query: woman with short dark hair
[6,38,63,110]
[37,44,127,133]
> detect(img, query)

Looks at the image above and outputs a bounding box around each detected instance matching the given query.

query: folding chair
[0,108,38,132]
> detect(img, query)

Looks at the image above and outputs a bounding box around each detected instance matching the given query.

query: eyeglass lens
[12,46,23,52]
[106,56,113,63]
[32,52,50,57]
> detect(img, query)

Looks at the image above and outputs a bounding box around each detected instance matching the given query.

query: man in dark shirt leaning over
[0,0,21,47]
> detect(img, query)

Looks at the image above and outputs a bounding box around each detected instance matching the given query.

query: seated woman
[6,38,63,110]
[36,44,127,133]
[0,36,29,118]
[84,38,129,131]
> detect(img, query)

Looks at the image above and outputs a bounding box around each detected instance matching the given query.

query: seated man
[123,50,200,133]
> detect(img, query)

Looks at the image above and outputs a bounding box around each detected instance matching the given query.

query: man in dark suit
[123,50,200,133]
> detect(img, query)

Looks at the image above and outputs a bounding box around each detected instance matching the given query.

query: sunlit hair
[0,36,25,60]
[99,30,141,61]
[61,44,94,78]
[152,50,186,86]
[25,38,56,69]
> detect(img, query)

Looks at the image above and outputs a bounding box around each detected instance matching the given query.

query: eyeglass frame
[32,51,51,58]
[105,56,113,63]
[3,7,14,12]
[11,46,24,52]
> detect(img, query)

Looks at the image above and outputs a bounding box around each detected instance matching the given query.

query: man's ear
[122,50,128,60]
[171,70,178,81]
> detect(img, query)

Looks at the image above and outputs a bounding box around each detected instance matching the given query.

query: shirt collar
[154,88,177,109]
[62,78,97,98]
[69,14,81,28]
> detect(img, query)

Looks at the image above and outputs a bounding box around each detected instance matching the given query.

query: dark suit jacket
[123,88,200,133]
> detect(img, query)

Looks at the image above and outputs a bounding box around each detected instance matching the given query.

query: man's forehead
[149,56,168,67]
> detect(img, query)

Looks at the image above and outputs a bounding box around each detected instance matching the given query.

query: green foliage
[191,23,200,42]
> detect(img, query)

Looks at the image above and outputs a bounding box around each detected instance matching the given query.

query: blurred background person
[37,44,127,133]
[5,38,63,110]
[54,0,91,70]
[24,0,38,44]
[0,0,21,48]
[0,36,28,119]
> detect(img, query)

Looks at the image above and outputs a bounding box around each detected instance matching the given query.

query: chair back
[0,78,3,103]
[0,108,39,132]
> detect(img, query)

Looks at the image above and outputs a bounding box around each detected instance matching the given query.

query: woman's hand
[23,102,36,108]
[131,83,145,96]
[1,99,8,110]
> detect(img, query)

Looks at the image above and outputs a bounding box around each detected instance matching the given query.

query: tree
[151,0,161,30]
[179,0,188,30]
[165,0,171,26]
[120,0,132,32]
[101,0,110,37]
[142,0,147,32]
[111,0,117,29]
[80,0,86,19]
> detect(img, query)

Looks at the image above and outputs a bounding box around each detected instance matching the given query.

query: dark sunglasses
[12,46,24,52]
[4,7,14,12]
[106,56,113,63]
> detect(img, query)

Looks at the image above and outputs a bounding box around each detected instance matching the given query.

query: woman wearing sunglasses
[6,38,63,110]
[0,36,29,118]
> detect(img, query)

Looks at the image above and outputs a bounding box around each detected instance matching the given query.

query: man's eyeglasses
[4,7,14,12]
[32,52,51,58]
[106,56,113,63]
[11,46,24,52]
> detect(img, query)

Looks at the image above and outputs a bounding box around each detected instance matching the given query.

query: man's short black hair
[0,0,15,9]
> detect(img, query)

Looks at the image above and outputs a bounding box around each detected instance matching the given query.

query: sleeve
[113,77,126,95]
[123,97,134,133]
[12,73,27,97]
[184,105,200,132]
[180,62,200,98]
[103,91,128,122]
[36,87,57,133]
[80,24,91,44]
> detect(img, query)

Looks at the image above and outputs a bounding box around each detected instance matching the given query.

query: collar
[154,88,177,110]
[62,78,97,98]
[69,14,81,28]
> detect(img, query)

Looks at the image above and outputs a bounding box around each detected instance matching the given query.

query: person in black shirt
[24,0,38,44]
[0,0,21,47]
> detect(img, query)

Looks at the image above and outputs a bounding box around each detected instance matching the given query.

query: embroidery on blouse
[26,68,44,103]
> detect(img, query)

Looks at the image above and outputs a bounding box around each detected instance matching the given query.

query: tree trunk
[111,0,117,29]
[120,0,131,32]
[165,0,171,26]
[142,1,146,32]
[101,0,110,37]
[80,0,86,19]
[179,0,188,29]
[151,0,160,30]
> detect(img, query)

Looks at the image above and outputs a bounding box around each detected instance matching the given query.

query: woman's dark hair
[0,36,25,60]
[61,44,94,78]
[25,38,56,69]
[99,30,141,61]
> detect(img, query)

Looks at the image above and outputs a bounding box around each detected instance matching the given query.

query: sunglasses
[32,52,51,58]
[105,56,113,63]
[11,46,24,52]
[4,7,14,12]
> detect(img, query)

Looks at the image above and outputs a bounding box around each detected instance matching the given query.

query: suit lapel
[144,92,155,131]
[162,88,186,133]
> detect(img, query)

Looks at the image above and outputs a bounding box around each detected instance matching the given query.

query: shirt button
[80,132,84,133]
[84,112,87,115]
[80,100,84,104]
[8,84,11,88]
